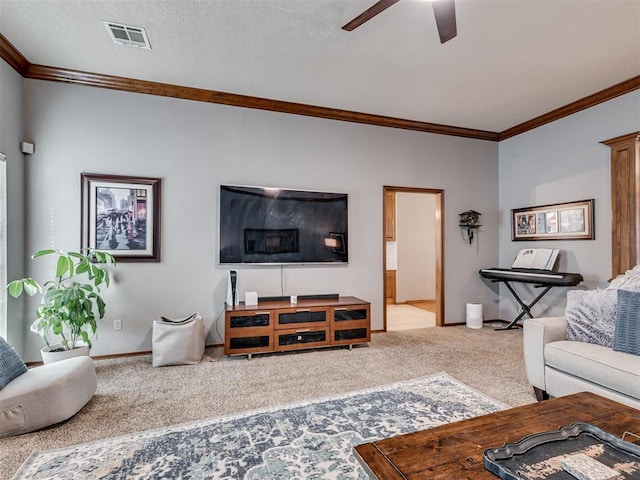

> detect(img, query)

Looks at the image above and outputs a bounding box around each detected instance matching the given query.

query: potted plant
[8,248,116,364]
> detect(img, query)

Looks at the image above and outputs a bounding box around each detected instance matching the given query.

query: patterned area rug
[13,373,506,480]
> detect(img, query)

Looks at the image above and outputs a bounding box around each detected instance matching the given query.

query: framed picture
[511,199,594,241]
[81,173,161,262]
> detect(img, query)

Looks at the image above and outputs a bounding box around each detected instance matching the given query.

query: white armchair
[523,316,640,409]
[522,317,567,401]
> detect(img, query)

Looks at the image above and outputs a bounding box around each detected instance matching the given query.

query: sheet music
[511,248,559,270]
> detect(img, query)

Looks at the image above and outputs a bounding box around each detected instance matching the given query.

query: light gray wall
[18,79,499,361]
[498,90,640,321]
[0,59,25,351]
[396,192,435,301]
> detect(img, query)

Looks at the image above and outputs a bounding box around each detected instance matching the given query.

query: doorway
[383,186,444,330]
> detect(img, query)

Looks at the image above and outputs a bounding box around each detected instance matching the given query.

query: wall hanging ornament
[459,210,481,245]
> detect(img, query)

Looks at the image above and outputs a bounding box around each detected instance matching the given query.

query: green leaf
[94,268,105,286]
[92,250,116,267]
[32,249,56,258]
[7,280,23,298]
[81,298,92,313]
[76,261,89,274]
[56,255,70,278]
[23,279,40,296]
[80,331,91,348]
[45,288,64,301]
[7,279,41,297]
[30,318,45,335]
[96,296,106,318]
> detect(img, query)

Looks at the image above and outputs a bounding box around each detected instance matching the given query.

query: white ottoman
[0,356,97,437]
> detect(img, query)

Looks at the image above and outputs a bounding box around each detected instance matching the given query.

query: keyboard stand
[479,267,583,331]
[494,281,553,330]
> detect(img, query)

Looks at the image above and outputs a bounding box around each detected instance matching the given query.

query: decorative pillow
[565,289,617,347]
[613,289,640,356]
[608,265,640,291]
[0,336,28,390]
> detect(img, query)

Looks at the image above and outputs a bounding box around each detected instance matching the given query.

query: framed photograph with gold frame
[81,173,161,262]
[511,199,594,241]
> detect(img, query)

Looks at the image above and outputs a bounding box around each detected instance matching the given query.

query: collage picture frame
[511,199,594,241]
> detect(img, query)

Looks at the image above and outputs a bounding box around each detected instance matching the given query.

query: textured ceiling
[1,0,639,133]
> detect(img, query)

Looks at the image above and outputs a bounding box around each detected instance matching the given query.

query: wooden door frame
[383,186,444,330]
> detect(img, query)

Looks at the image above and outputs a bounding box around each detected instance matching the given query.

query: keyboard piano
[479,267,583,330]
[479,268,583,286]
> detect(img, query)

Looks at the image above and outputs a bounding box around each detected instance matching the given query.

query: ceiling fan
[342,0,457,44]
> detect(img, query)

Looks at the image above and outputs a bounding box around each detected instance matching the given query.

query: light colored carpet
[0,326,534,479]
[12,373,507,479]
[387,303,436,330]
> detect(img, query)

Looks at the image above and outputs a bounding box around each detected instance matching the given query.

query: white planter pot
[41,344,90,364]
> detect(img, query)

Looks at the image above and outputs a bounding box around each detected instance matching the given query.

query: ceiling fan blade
[342,0,400,31]
[432,0,457,43]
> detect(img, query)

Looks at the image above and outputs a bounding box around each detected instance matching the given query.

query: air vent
[104,21,151,49]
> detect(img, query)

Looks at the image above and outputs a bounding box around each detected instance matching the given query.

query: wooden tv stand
[224,296,370,359]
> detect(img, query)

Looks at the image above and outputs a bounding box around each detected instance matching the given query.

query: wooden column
[385,270,396,304]
[601,132,640,278]
[384,190,396,241]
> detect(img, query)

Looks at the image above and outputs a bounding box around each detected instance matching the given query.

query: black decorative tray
[483,422,640,479]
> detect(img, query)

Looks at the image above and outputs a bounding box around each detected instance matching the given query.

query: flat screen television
[219,185,348,265]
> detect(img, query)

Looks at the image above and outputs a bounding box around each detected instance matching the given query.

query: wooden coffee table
[354,392,640,479]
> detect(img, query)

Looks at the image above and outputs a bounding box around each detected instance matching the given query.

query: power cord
[281,264,286,295]
[213,306,226,344]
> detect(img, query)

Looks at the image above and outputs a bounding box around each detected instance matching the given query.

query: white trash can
[466,303,483,329]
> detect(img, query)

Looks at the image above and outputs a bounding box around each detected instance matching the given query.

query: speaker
[245,291,258,306]
[226,270,239,307]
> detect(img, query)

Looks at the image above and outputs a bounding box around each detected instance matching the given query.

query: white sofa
[523,316,640,409]
[0,356,97,437]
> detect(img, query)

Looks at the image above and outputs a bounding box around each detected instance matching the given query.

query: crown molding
[1,32,638,141]
[499,75,640,140]
[0,33,28,76]
[24,64,499,141]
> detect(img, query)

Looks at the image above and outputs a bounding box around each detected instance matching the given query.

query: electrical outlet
[113,319,122,331]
